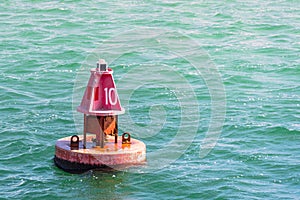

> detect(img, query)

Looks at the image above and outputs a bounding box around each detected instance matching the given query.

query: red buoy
[54,59,146,173]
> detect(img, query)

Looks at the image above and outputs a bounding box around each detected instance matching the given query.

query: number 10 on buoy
[104,87,117,105]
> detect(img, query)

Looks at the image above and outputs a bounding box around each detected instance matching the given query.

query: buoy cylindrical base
[54,135,146,173]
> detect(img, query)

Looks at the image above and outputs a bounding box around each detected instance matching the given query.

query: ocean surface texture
[0,1,299,199]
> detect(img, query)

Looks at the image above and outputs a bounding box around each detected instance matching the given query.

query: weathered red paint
[77,68,125,116]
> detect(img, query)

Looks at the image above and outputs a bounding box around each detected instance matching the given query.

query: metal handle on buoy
[122,132,131,144]
[70,135,79,150]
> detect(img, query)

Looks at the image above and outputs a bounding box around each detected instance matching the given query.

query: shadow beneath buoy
[53,156,117,174]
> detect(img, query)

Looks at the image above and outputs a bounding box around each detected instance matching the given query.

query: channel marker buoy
[54,59,146,173]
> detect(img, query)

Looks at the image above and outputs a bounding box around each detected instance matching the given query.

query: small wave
[0,85,49,104]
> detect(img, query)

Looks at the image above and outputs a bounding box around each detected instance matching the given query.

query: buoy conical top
[77,59,125,116]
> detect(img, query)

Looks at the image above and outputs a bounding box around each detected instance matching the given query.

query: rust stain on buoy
[54,59,146,173]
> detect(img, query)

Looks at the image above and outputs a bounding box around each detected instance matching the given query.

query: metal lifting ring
[122,132,131,144]
[70,135,79,150]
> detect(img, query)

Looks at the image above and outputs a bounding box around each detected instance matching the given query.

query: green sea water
[0,0,299,199]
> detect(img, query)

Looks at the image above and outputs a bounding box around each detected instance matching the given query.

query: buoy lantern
[54,59,146,173]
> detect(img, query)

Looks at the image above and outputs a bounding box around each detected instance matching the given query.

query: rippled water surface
[0,1,299,199]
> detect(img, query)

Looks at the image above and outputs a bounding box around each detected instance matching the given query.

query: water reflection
[78,169,127,200]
